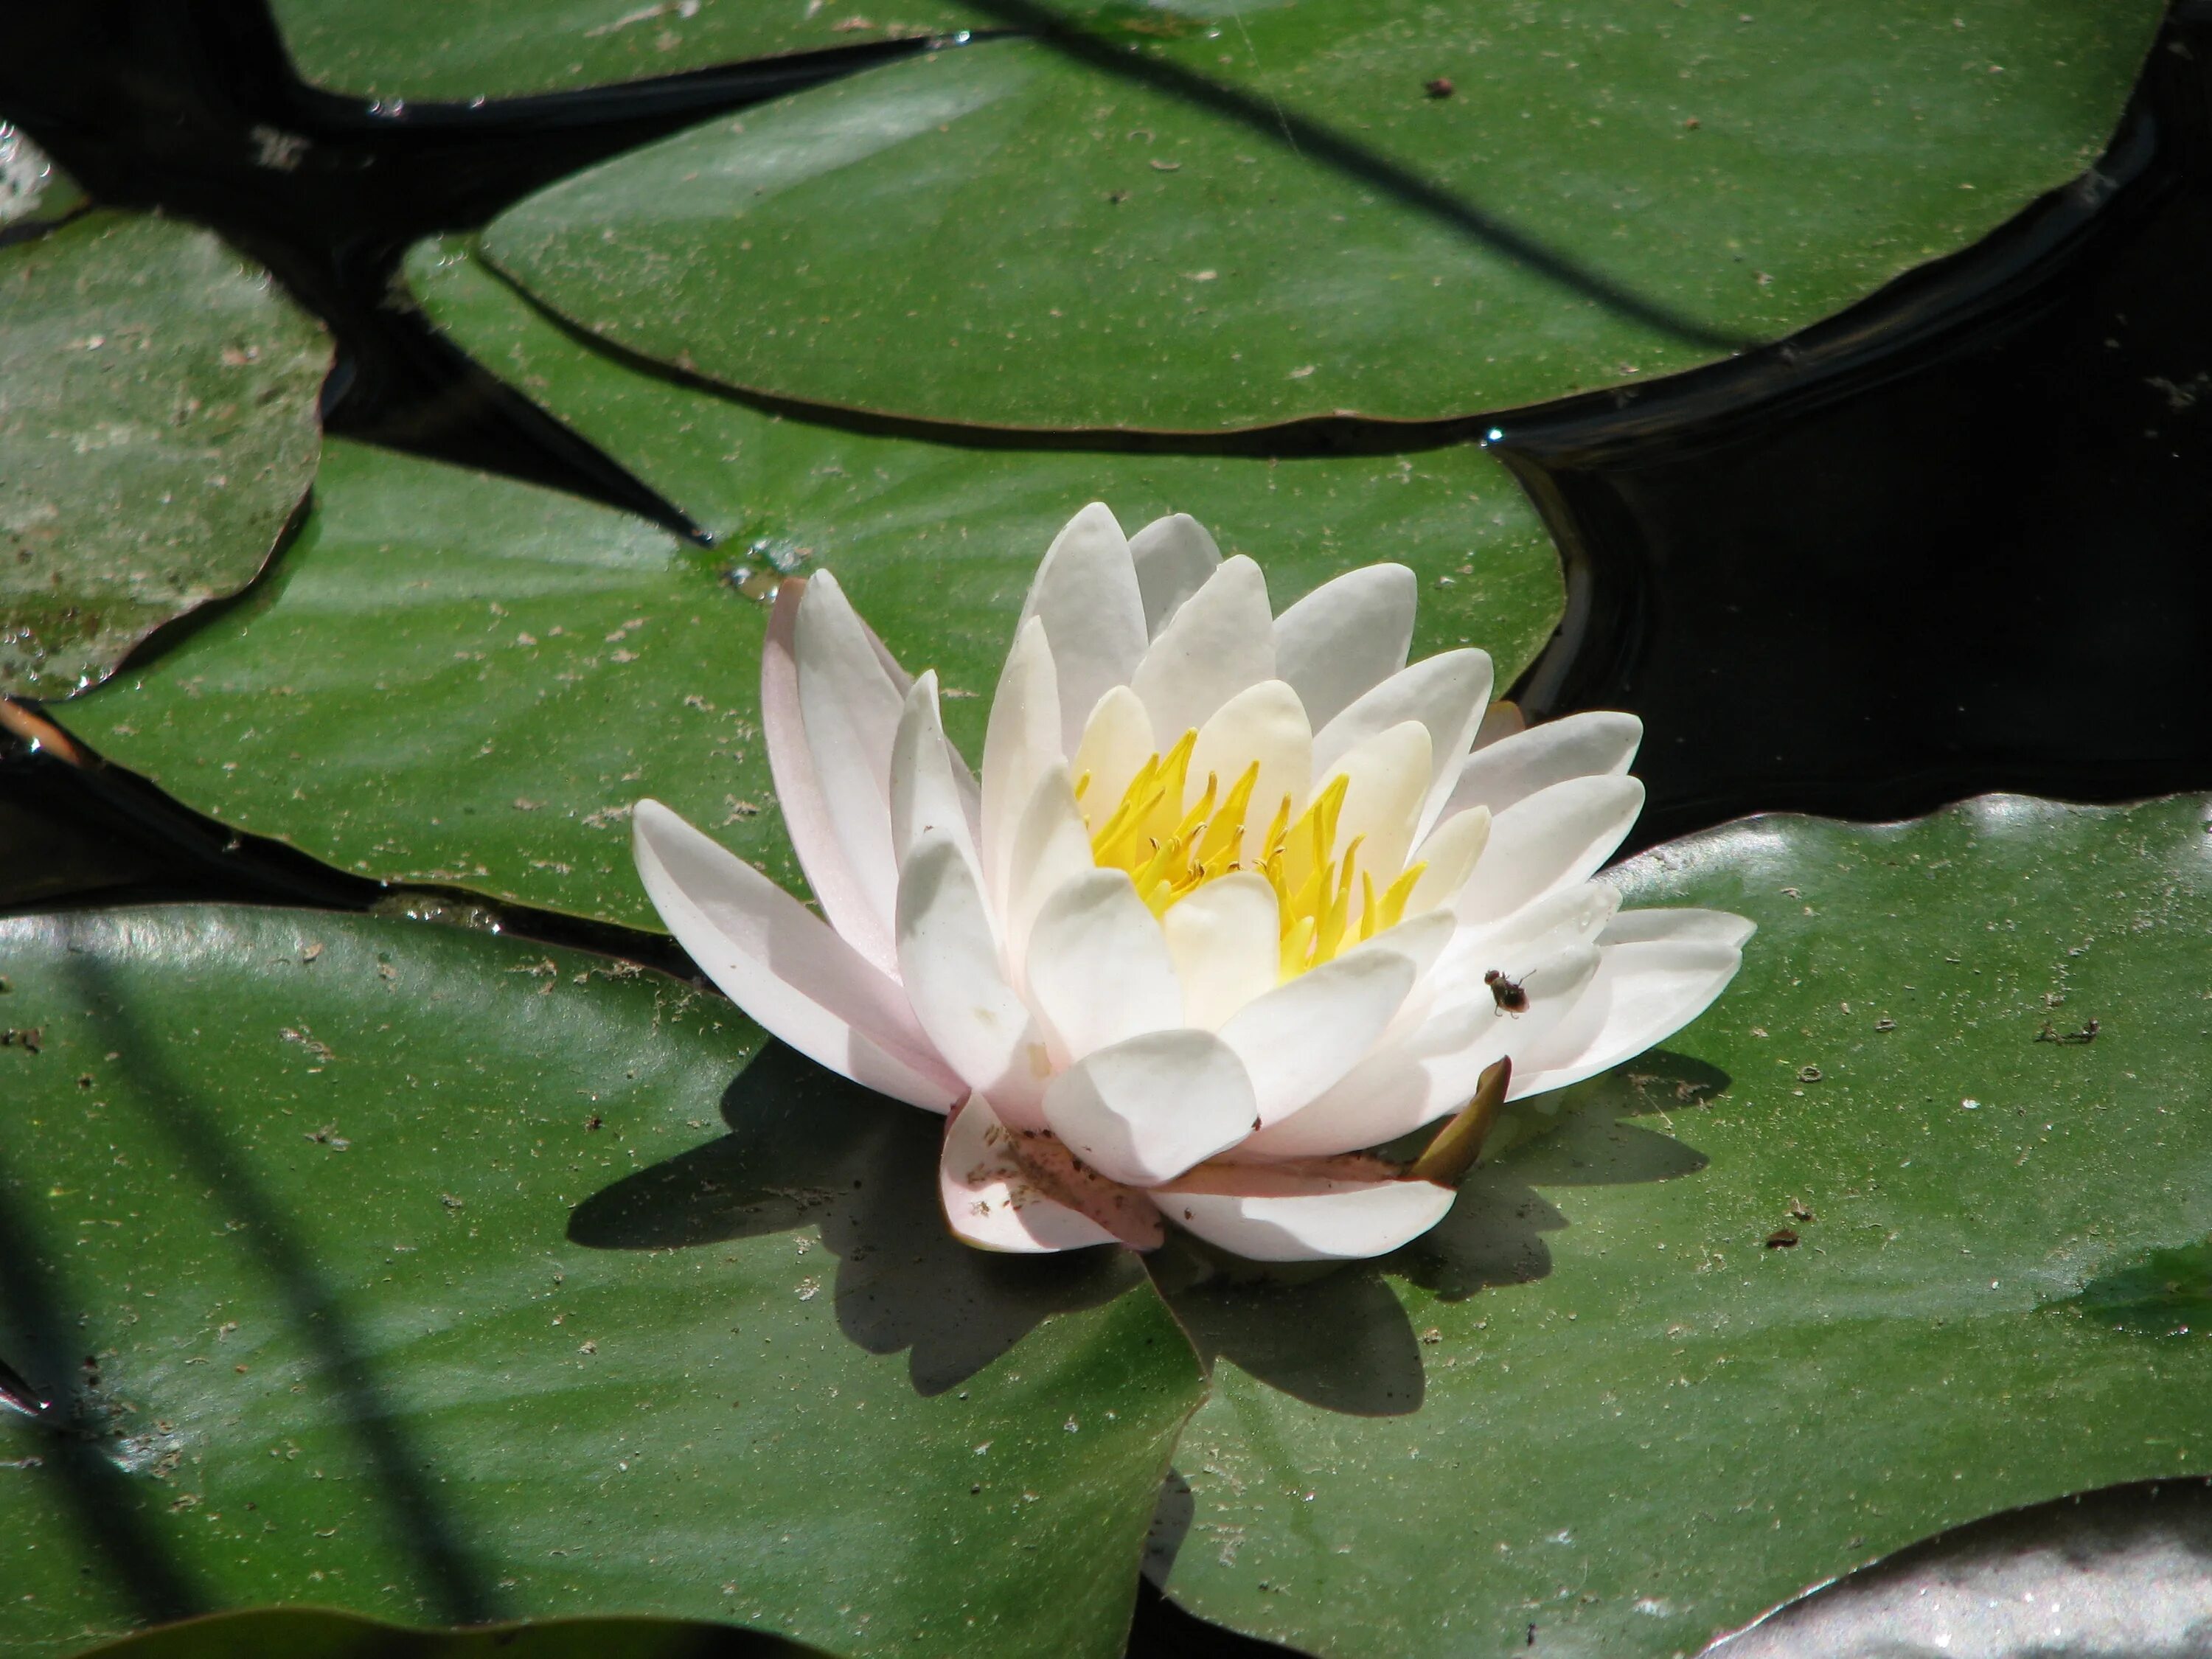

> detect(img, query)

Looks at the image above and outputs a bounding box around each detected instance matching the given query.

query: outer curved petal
[980,617,1062,919]
[1512,937,1746,1099]
[941,1093,1130,1253]
[632,800,960,1111]
[1129,554,1276,742]
[895,831,1054,1127]
[1600,908,1758,949]
[1312,647,1495,844]
[1128,512,1221,637]
[1156,1164,1455,1262]
[1023,868,1184,1062]
[762,577,900,975]
[1019,502,1148,755]
[1040,1029,1259,1188]
[1441,710,1644,821]
[1004,763,1097,973]
[1273,563,1416,732]
[888,671,980,877]
[792,570,910,959]
[1240,945,1600,1159]
[1453,775,1646,927]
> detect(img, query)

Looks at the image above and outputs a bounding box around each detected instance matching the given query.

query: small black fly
[1484,969,1528,1014]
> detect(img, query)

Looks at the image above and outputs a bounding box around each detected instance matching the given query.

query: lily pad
[0,212,328,696]
[1155,792,2212,1657]
[81,1606,823,1658]
[266,0,981,102]
[480,1,2160,431]
[0,905,1203,1658]
[55,257,1558,933]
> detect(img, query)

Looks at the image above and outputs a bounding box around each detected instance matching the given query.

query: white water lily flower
[633,504,1750,1262]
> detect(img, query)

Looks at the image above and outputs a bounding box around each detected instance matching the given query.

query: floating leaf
[1155,793,2212,1657]
[56,253,1558,932]
[80,1606,824,1659]
[480,1,2160,429]
[0,905,1203,1658]
[0,212,327,696]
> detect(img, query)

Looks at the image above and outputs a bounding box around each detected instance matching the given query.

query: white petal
[1313,648,1495,845]
[1240,945,1599,1158]
[889,672,981,879]
[632,800,960,1110]
[1041,1029,1259,1187]
[1156,1164,1455,1262]
[1318,720,1433,897]
[1187,678,1311,830]
[1273,563,1416,731]
[1071,684,1155,835]
[1512,938,1745,1098]
[1162,874,1283,1031]
[1019,503,1148,755]
[1128,512,1221,637]
[1441,710,1643,821]
[895,832,1055,1126]
[1453,775,1646,927]
[979,617,1062,919]
[1128,554,1276,743]
[1004,764,1097,973]
[1600,907,1757,950]
[1405,806,1492,917]
[1022,868,1184,1061]
[940,1093,1127,1253]
[761,577,900,975]
[1431,881,1621,997]
[792,570,911,956]
[1216,920,1445,1124]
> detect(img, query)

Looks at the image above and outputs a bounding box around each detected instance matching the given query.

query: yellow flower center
[1077,728,1425,979]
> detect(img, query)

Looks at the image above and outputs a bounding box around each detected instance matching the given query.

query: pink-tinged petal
[1019,502,1148,754]
[1004,764,1097,973]
[1040,1029,1258,1187]
[895,831,1054,1127]
[1216,919,1445,1124]
[1128,512,1221,637]
[1273,563,1416,731]
[1240,946,1599,1159]
[1023,868,1184,1061]
[632,799,960,1111]
[1512,937,1745,1098]
[1129,554,1276,742]
[1453,775,1646,927]
[761,577,899,975]
[980,616,1062,919]
[1155,1164,1455,1262]
[889,672,981,878]
[1440,710,1642,821]
[1188,679,1310,830]
[941,1093,1136,1253]
[1161,873,1280,1030]
[792,569,911,956]
[1312,648,1495,846]
[1071,684,1156,834]
[1600,908,1757,950]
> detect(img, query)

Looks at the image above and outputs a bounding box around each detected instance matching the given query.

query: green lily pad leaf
[481,3,2159,431]
[2057,1239,2212,1337]
[265,0,981,102]
[53,248,1557,932]
[0,905,1203,1658]
[81,1606,824,1659]
[0,212,328,697]
[1153,792,2212,1658]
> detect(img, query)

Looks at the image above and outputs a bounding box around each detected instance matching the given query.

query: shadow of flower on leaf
[566,1043,1139,1397]
[1147,1050,1726,1421]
